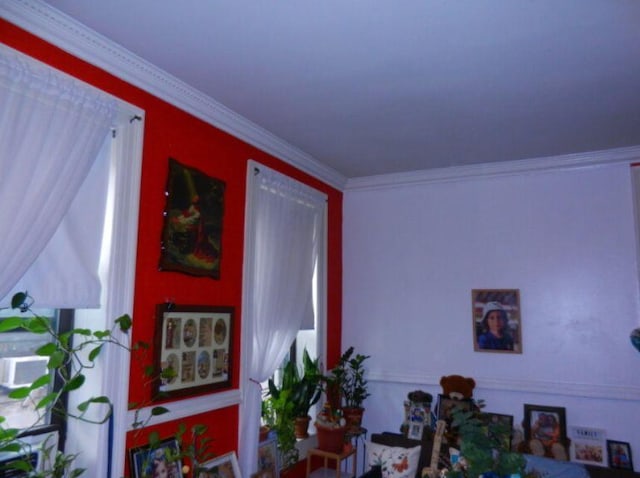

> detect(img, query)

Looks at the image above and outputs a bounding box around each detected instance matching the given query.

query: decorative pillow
[366,441,421,478]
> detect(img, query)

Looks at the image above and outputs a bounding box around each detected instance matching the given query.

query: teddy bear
[439,374,476,400]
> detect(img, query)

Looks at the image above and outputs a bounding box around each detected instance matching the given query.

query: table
[306,446,357,478]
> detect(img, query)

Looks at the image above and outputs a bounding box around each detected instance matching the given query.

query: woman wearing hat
[477,301,514,350]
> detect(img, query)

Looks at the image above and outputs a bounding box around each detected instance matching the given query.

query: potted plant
[264,348,322,468]
[337,347,370,432]
[446,402,526,478]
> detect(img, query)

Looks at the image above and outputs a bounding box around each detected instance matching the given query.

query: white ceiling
[40,0,640,178]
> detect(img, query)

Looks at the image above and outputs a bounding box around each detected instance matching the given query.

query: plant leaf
[0,317,24,332]
[88,345,103,362]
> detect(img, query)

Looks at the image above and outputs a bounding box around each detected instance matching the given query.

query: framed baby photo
[129,438,183,478]
[153,303,234,399]
[607,440,633,470]
[471,289,522,354]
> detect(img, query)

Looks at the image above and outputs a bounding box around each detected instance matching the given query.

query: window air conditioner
[0,356,48,389]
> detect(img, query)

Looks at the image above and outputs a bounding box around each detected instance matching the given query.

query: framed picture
[471,289,522,353]
[197,451,241,478]
[154,303,233,399]
[129,438,183,478]
[258,436,279,478]
[407,422,424,440]
[159,158,225,279]
[570,426,606,466]
[481,413,514,451]
[252,465,277,478]
[436,394,475,425]
[607,440,633,470]
[523,404,567,457]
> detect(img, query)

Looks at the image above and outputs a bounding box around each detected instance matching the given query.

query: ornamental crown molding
[1,0,347,190]
[346,145,640,192]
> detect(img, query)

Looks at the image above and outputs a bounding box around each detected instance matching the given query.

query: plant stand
[306,447,356,478]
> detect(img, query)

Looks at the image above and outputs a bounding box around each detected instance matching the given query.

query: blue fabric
[525,454,590,478]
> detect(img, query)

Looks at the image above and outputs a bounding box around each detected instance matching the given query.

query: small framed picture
[153,303,233,399]
[258,436,279,478]
[407,422,424,440]
[570,426,606,466]
[129,438,183,478]
[197,451,241,478]
[523,404,567,456]
[607,440,633,470]
[471,289,522,353]
[251,465,276,478]
[481,413,514,451]
[436,394,474,422]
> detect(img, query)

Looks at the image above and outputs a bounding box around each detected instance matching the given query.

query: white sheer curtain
[239,161,327,477]
[0,44,116,305]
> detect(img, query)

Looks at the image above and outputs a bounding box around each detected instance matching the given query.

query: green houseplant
[0,292,210,477]
[336,347,370,431]
[264,348,322,469]
[446,402,525,478]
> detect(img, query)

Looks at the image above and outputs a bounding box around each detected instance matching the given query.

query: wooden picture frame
[154,303,233,399]
[607,440,633,470]
[197,451,241,478]
[159,158,225,279]
[129,438,183,478]
[523,404,567,456]
[258,436,279,478]
[472,288,522,353]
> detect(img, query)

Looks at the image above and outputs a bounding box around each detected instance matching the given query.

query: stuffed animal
[439,375,476,400]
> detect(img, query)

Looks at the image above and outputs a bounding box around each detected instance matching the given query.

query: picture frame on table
[407,422,424,440]
[607,440,633,470]
[436,394,474,423]
[569,426,606,466]
[197,451,241,478]
[523,404,568,457]
[471,288,522,354]
[258,436,279,478]
[481,412,514,451]
[153,303,233,400]
[159,157,226,279]
[129,438,183,478]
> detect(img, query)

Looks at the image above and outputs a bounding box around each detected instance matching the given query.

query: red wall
[1,19,342,473]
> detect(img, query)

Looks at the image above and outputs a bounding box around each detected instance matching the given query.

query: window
[0,306,73,446]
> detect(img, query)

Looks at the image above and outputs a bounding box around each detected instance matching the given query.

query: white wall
[343,160,640,470]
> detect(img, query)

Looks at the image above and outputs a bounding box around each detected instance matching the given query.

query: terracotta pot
[294,415,311,439]
[259,425,271,442]
[315,422,347,453]
[342,407,364,433]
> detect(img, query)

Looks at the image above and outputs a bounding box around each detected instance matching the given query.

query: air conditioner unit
[0,356,48,389]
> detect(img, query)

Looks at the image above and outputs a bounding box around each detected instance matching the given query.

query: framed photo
[258,436,279,478]
[197,451,241,478]
[436,394,474,423]
[569,426,606,466]
[129,438,183,478]
[471,289,522,354]
[159,158,226,279]
[407,422,424,440]
[154,303,233,399]
[607,440,633,470]
[523,404,567,456]
[481,413,514,451]
[252,465,276,478]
